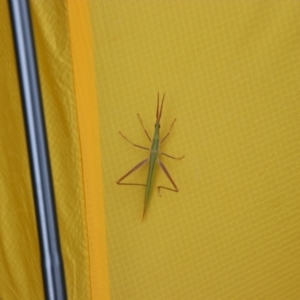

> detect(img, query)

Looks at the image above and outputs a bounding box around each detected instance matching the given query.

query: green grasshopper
[116,93,184,220]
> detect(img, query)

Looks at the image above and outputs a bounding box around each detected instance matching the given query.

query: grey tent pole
[8,1,67,299]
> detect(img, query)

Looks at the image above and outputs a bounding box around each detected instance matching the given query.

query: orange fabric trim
[67,1,110,299]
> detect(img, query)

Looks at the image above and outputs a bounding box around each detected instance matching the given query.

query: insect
[116,93,185,221]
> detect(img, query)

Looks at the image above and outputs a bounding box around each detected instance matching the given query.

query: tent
[1,1,300,299]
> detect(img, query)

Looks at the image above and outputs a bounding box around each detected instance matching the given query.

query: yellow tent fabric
[91,1,300,300]
[1,1,300,300]
[1,1,109,299]
[1,2,44,299]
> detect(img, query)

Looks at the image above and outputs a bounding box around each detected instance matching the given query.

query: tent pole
[8,1,67,299]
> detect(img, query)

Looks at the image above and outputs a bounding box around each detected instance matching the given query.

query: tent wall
[1,1,300,300]
[1,1,109,299]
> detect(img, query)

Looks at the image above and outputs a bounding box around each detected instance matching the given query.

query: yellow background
[91,1,300,300]
[1,1,44,298]
[1,1,300,299]
[1,1,109,299]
